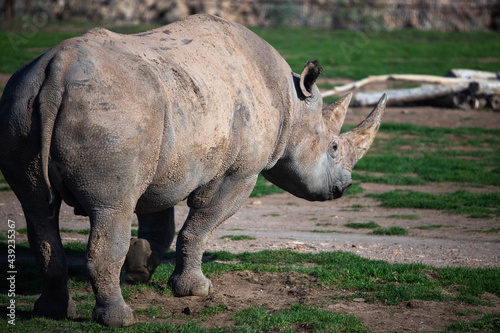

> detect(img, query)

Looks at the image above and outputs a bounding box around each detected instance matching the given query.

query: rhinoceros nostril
[342,182,352,194]
[330,181,352,199]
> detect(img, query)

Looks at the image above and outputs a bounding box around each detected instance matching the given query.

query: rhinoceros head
[262,61,386,201]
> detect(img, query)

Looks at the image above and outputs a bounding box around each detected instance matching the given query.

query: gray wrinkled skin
[0,14,385,327]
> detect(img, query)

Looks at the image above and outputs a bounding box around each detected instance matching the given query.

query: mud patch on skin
[40,240,52,268]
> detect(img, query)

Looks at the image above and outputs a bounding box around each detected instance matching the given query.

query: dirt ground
[1,103,499,332]
[123,271,500,333]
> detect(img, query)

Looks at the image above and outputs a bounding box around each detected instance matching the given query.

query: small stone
[251,200,262,205]
[401,109,409,114]
[353,298,365,302]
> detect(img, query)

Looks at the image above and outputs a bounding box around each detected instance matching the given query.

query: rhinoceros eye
[328,142,338,158]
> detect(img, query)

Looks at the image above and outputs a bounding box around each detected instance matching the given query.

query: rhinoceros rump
[0,14,385,326]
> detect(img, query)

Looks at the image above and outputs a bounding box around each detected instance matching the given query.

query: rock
[4,0,498,31]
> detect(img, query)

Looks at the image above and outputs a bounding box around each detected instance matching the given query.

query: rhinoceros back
[0,14,296,213]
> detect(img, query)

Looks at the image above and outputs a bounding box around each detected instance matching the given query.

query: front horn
[341,93,387,169]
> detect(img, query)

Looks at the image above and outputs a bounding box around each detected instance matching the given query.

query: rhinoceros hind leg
[124,238,158,283]
[23,195,76,319]
[169,175,257,297]
[34,293,76,319]
[87,205,138,327]
[124,208,175,283]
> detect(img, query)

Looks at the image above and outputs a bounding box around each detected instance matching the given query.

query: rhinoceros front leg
[124,208,175,283]
[87,204,137,327]
[169,175,257,296]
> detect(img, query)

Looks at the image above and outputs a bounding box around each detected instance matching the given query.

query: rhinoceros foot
[168,270,213,296]
[92,301,137,327]
[124,238,161,284]
[34,293,76,319]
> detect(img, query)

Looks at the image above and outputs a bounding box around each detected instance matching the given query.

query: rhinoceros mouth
[329,182,351,199]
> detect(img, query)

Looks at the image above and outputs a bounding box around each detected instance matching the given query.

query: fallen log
[351,83,470,107]
[490,95,500,111]
[351,80,500,109]
[320,74,471,99]
[321,71,500,110]
[447,69,499,80]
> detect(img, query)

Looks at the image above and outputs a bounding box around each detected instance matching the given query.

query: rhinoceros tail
[38,53,67,212]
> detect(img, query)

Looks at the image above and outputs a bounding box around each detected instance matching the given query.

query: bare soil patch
[0,73,11,87]
[114,271,499,333]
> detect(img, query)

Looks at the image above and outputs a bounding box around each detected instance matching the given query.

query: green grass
[355,153,500,186]
[344,182,364,196]
[350,123,500,206]
[233,303,369,332]
[352,172,426,186]
[262,213,281,217]
[310,229,339,233]
[370,226,408,236]
[0,318,215,333]
[386,214,420,220]
[2,26,499,79]
[344,221,380,229]
[251,28,500,80]
[60,228,91,235]
[250,174,284,197]
[368,190,500,218]
[444,313,500,332]
[220,235,256,241]
[352,123,500,188]
[199,304,231,319]
[5,246,500,307]
[135,305,170,319]
[414,224,444,230]
[315,222,335,227]
[0,171,10,191]
[205,250,500,305]
[1,247,500,331]
[351,204,369,208]
[0,21,161,75]
[468,227,500,233]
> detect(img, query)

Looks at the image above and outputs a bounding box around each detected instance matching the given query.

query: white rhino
[0,14,385,326]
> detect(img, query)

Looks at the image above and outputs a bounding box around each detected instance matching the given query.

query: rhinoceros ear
[300,60,323,98]
[323,92,353,134]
